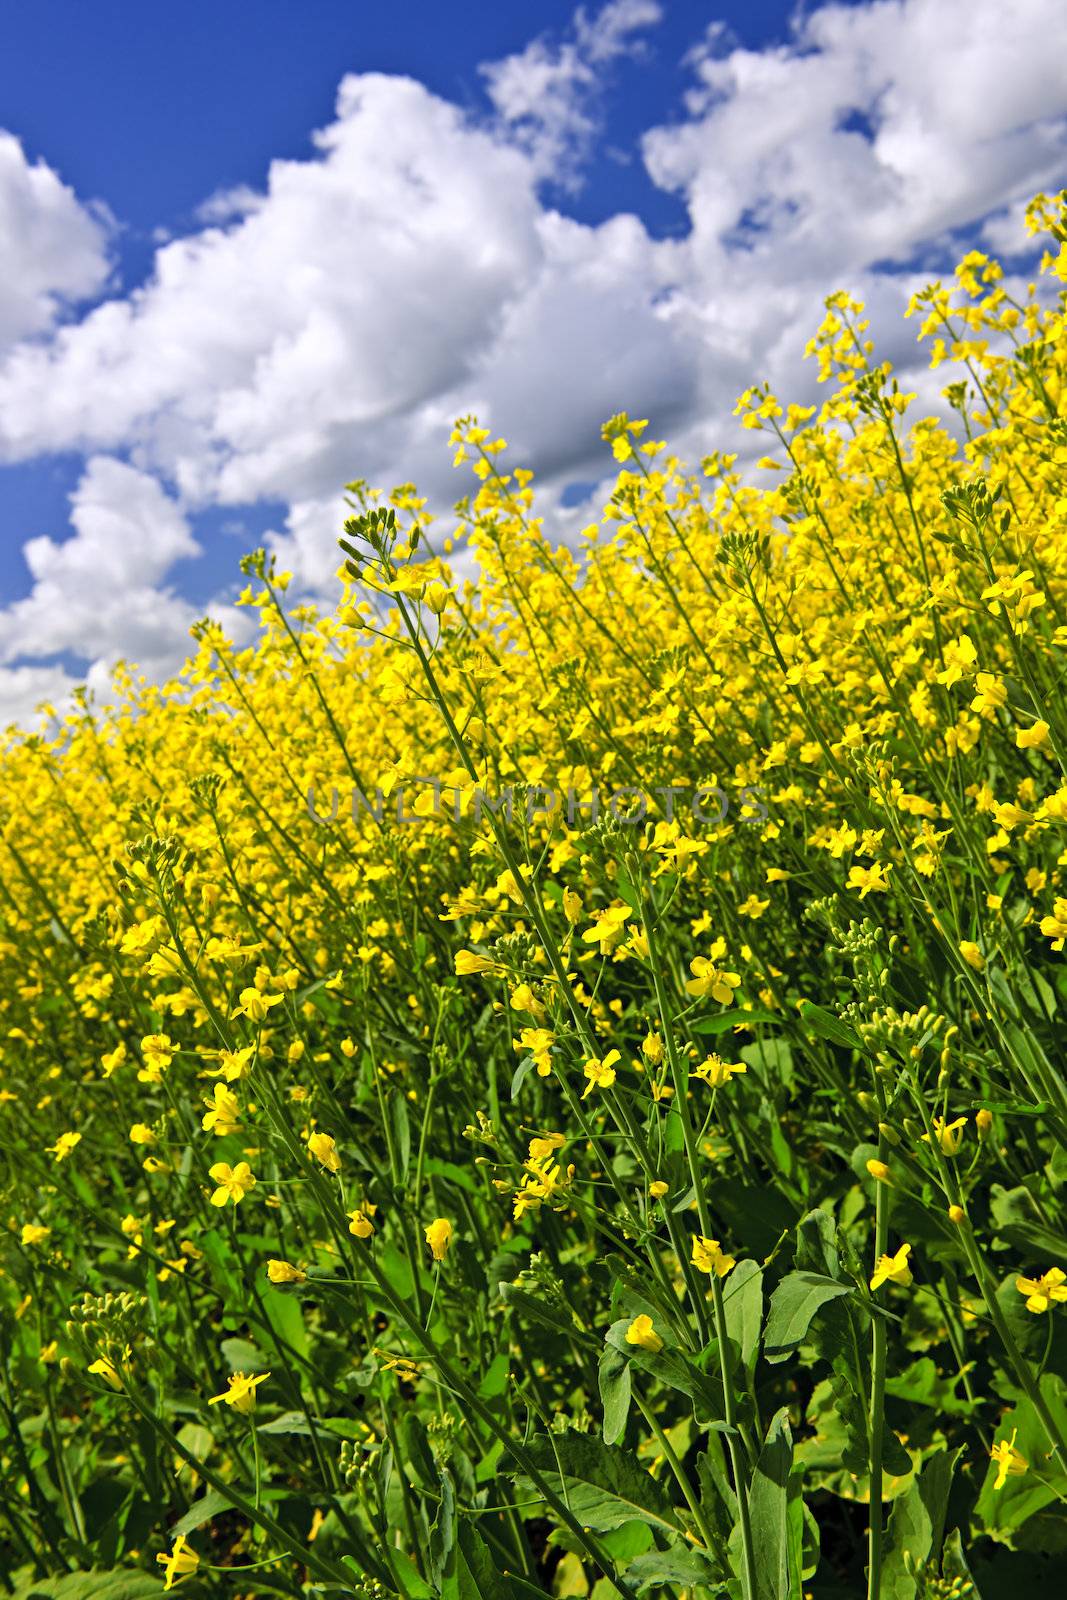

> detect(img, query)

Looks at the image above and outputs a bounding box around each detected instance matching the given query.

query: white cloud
[981,197,1037,258]
[648,0,1067,282]
[0,133,112,353]
[0,74,541,499]
[0,0,1066,724]
[0,663,77,729]
[635,0,1067,449]
[480,0,662,181]
[0,458,252,723]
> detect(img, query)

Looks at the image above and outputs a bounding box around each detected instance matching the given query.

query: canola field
[2,194,1067,1599]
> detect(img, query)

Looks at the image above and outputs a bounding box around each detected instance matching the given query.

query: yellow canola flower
[88,1356,123,1391]
[990,1428,1028,1489]
[971,672,1007,718]
[516,1026,555,1076]
[201,1082,242,1136]
[208,1161,256,1207]
[157,1533,200,1591]
[425,1218,453,1260]
[847,863,891,898]
[694,1053,746,1088]
[208,1370,270,1414]
[1017,721,1050,749]
[1041,897,1067,951]
[267,1259,306,1285]
[582,903,631,954]
[528,1132,566,1162]
[691,1236,736,1278]
[583,1049,621,1097]
[936,633,977,686]
[307,1131,341,1172]
[204,1046,256,1081]
[454,949,498,975]
[20,1224,50,1246]
[231,987,284,1023]
[46,1131,81,1163]
[348,1205,376,1238]
[625,1315,663,1353]
[923,1116,968,1156]
[1015,1266,1067,1314]
[870,1242,913,1291]
[100,1042,126,1077]
[685,958,741,1003]
[138,1033,175,1082]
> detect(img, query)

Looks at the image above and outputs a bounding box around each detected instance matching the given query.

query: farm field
[1,195,1067,1599]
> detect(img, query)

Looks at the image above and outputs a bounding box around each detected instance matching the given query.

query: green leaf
[220,1336,268,1371]
[10,1576,165,1600]
[990,1183,1067,1259]
[941,1528,982,1594]
[884,1357,972,1415]
[707,1178,796,1257]
[389,1088,411,1183]
[422,1157,481,1194]
[511,1432,681,1535]
[624,1546,719,1592]
[599,1343,631,1445]
[881,1447,965,1600]
[723,1258,764,1376]
[794,1208,840,1279]
[380,1241,415,1302]
[498,1283,577,1336]
[172,1487,231,1535]
[763,1272,854,1364]
[401,1413,438,1489]
[456,1522,523,1600]
[974,1377,1067,1534]
[387,1549,433,1600]
[605,1318,721,1417]
[745,1407,802,1600]
[477,1351,511,1400]
[969,1098,1051,1116]
[510,1054,536,1099]
[261,1277,309,1358]
[798,1001,863,1052]
[740,1036,794,1088]
[690,1008,777,1036]
[257,1409,314,1435]
[796,1377,913,1501]
[429,1467,456,1590]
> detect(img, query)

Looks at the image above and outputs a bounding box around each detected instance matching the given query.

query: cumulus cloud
[0,75,541,500]
[648,0,1067,280]
[0,663,77,728]
[480,0,662,182]
[0,0,1066,724]
[0,132,112,353]
[0,458,250,726]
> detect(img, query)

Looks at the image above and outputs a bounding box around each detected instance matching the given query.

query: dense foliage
[2,194,1067,1600]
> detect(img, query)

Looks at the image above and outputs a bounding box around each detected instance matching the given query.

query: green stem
[868,1124,890,1600]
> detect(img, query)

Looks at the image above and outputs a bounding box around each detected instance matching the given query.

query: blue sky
[0,0,1064,722]
[0,0,720,606]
